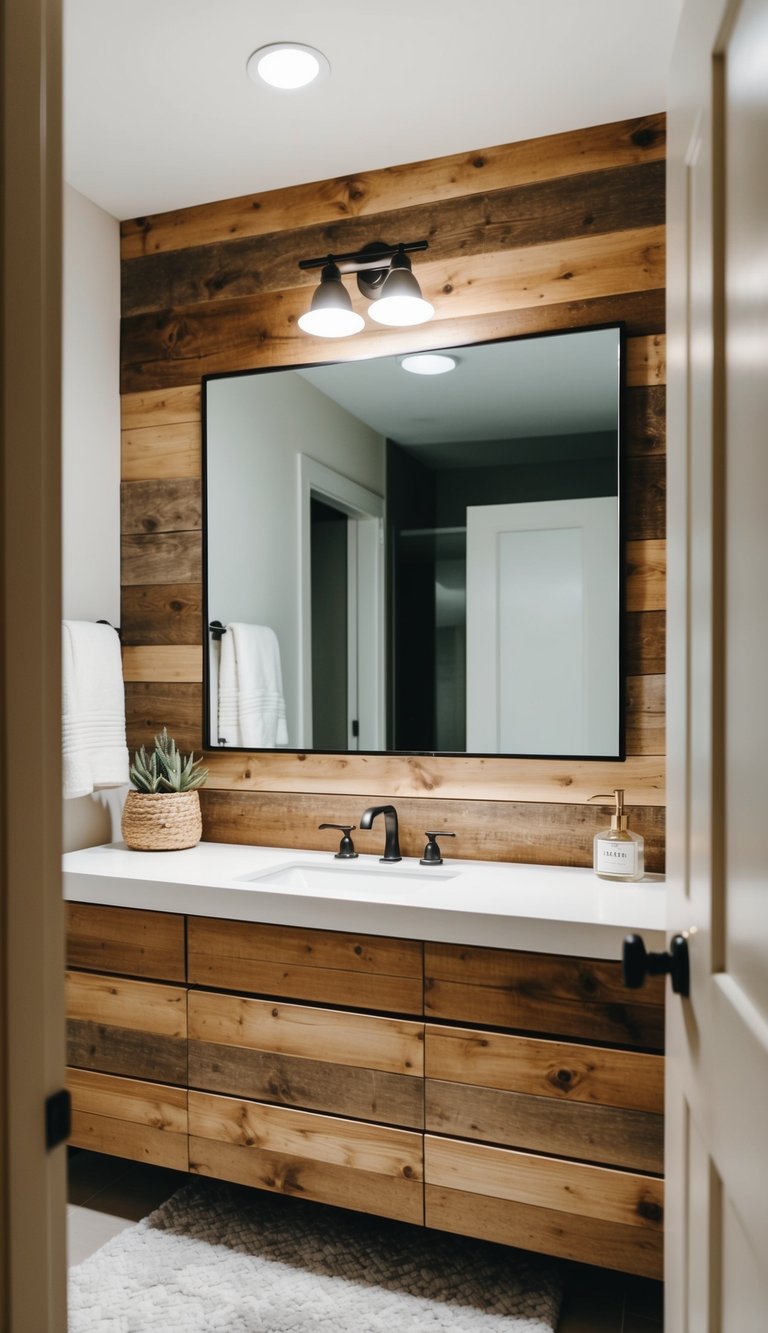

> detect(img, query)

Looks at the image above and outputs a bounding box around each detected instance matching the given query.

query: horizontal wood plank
[624,456,666,542]
[199,790,666,873]
[625,385,666,456]
[626,674,666,756]
[65,970,186,1037]
[189,1135,422,1224]
[121,478,201,534]
[625,611,666,676]
[122,644,202,683]
[121,421,201,482]
[66,1019,187,1085]
[424,1026,664,1112]
[188,1040,423,1128]
[425,1136,663,1229]
[626,539,665,612]
[121,114,665,258]
[625,335,666,386]
[187,917,423,1015]
[120,582,204,646]
[425,1080,663,1173]
[120,384,201,429]
[122,529,202,586]
[424,944,665,1048]
[65,902,185,981]
[66,1066,187,1131]
[125,681,202,753]
[425,1184,663,1278]
[70,1110,188,1170]
[199,754,666,804]
[188,991,423,1075]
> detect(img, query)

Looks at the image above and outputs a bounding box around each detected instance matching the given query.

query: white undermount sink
[237,859,461,897]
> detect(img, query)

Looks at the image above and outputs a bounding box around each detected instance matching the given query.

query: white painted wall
[206,370,385,746]
[61,184,122,850]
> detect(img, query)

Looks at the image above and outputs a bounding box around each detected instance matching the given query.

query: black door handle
[623,933,690,997]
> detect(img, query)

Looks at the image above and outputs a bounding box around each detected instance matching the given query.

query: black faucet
[359,804,402,862]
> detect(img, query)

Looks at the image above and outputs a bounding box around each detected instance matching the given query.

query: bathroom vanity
[63,843,666,1278]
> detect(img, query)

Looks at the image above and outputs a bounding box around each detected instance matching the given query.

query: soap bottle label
[596,840,638,876]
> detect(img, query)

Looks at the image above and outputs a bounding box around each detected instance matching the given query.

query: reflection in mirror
[203,325,623,758]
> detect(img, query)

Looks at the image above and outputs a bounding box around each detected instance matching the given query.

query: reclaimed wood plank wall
[119,113,667,870]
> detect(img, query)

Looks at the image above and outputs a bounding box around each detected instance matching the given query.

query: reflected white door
[466,497,618,754]
[666,0,768,1326]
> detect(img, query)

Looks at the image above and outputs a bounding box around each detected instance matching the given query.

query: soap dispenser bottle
[591,789,644,882]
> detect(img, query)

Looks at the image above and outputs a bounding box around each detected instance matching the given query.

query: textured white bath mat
[68,1180,563,1331]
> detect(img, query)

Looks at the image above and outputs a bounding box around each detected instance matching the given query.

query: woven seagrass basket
[121,789,202,851]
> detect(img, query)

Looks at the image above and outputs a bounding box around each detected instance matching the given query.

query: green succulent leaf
[129,728,209,793]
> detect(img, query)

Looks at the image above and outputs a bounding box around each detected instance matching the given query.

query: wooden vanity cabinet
[185,916,424,1223]
[64,903,666,1273]
[423,942,666,1278]
[65,902,189,1168]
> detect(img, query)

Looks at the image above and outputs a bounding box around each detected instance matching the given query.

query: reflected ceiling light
[247,43,330,90]
[298,241,433,337]
[400,353,457,375]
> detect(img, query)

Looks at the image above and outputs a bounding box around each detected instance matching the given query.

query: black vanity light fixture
[297,240,434,338]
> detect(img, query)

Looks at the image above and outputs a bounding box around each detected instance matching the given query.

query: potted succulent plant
[121,727,208,851]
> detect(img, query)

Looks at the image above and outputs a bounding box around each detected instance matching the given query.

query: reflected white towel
[62,621,129,799]
[218,623,288,748]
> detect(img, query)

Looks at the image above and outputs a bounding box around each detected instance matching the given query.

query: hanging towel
[218,623,289,748]
[62,620,130,799]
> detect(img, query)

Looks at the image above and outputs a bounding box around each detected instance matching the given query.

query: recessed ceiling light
[400,353,457,376]
[247,43,330,91]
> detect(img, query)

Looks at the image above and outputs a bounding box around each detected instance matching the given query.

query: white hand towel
[217,623,289,748]
[62,620,130,799]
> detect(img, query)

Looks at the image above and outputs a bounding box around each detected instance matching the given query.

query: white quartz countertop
[63,841,666,960]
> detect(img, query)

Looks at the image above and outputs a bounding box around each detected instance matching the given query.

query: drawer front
[66,902,185,981]
[425,1025,664,1173]
[189,990,423,1128]
[66,970,187,1085]
[425,943,665,1049]
[67,1067,188,1169]
[424,1135,663,1279]
[188,917,423,1015]
[189,1091,423,1225]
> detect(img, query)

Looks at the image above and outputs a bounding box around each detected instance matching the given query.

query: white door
[666,0,768,1326]
[466,497,619,754]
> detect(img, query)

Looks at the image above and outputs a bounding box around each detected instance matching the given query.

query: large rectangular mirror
[203,324,624,758]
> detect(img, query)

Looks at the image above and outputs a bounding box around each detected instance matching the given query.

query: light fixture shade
[247,43,330,90]
[400,353,457,375]
[368,251,434,327]
[298,262,365,338]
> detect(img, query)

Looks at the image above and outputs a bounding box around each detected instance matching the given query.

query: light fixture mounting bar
[298,240,429,274]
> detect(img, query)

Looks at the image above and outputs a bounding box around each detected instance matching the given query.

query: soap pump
[590,789,644,882]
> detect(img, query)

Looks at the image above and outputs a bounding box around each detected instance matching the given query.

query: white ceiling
[64,0,682,221]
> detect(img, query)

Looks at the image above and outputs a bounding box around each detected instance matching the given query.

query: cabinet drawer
[189,1091,423,1224]
[66,902,185,981]
[188,917,423,1015]
[425,1136,663,1279]
[425,943,665,1049]
[67,1067,188,1169]
[189,990,423,1127]
[425,1025,663,1172]
[66,970,187,1085]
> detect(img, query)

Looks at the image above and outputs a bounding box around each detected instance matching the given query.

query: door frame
[297,455,384,750]
[1,0,67,1327]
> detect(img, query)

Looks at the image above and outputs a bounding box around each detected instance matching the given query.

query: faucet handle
[318,823,358,859]
[420,831,456,865]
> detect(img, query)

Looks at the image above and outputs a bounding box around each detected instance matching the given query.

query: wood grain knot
[631,127,660,149]
[637,1199,663,1223]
